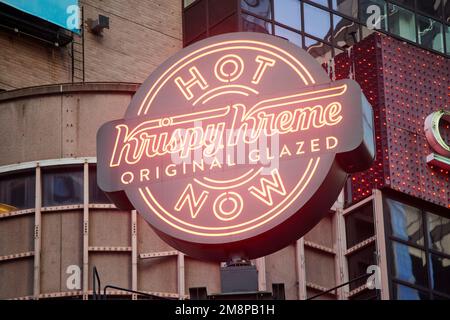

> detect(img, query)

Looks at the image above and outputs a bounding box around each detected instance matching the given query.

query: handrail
[103,285,175,300]
[307,270,376,300]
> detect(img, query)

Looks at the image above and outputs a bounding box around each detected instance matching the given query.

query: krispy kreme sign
[97,33,375,261]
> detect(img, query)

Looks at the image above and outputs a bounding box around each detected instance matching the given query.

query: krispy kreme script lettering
[109,85,346,167]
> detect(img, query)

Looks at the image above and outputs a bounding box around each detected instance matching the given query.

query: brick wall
[0,0,182,90]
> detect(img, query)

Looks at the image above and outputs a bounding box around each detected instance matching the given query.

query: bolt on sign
[425,110,450,171]
[97,33,375,261]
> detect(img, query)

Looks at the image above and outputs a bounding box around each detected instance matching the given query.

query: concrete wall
[0,83,136,166]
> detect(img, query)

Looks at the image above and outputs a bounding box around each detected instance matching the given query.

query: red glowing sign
[97,33,375,261]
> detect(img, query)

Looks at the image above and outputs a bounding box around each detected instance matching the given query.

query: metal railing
[307,270,377,300]
[92,266,175,300]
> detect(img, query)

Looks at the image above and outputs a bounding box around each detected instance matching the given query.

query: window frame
[383,192,450,300]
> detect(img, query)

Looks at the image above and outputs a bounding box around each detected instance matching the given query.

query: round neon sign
[97,33,375,260]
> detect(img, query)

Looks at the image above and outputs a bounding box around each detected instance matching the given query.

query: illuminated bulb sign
[97,33,375,261]
[425,110,450,170]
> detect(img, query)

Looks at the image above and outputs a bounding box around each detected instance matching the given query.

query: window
[333,14,360,48]
[385,198,424,245]
[309,0,329,7]
[447,25,450,55]
[305,36,333,66]
[42,166,83,207]
[183,0,207,45]
[388,4,416,42]
[0,170,35,210]
[345,203,375,248]
[89,165,111,204]
[359,0,388,31]
[417,14,444,53]
[304,3,332,41]
[384,196,450,299]
[393,283,429,300]
[347,243,377,290]
[427,212,450,256]
[181,0,450,56]
[429,254,450,295]
[275,25,302,46]
[332,0,358,18]
[242,13,272,33]
[391,241,428,287]
[445,0,450,23]
[241,0,271,19]
[391,0,414,9]
[274,0,301,30]
[417,0,443,19]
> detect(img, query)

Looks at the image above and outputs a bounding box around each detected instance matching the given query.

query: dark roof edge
[0,82,140,102]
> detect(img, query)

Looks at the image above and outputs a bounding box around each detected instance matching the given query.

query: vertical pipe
[33,165,41,299]
[82,162,89,299]
[333,189,347,300]
[334,207,349,299]
[177,252,185,300]
[373,189,390,300]
[295,238,307,300]
[255,257,267,292]
[131,210,138,300]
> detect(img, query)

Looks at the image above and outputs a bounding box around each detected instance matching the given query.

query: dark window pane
[89,165,111,204]
[446,0,450,23]
[332,0,358,18]
[333,14,360,49]
[275,25,302,47]
[391,0,414,9]
[209,0,237,27]
[305,37,333,68]
[345,203,375,248]
[183,0,207,45]
[385,198,424,246]
[393,283,429,300]
[274,0,301,30]
[359,0,387,31]
[210,13,238,36]
[417,15,444,53]
[417,0,443,19]
[427,212,450,255]
[388,4,416,42]
[241,0,271,19]
[0,170,35,210]
[304,3,332,42]
[391,241,428,287]
[429,254,450,295]
[347,243,376,290]
[42,166,83,207]
[242,13,271,33]
[309,0,329,7]
[447,25,450,55]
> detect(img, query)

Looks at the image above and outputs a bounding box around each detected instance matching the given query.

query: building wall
[0,0,182,90]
